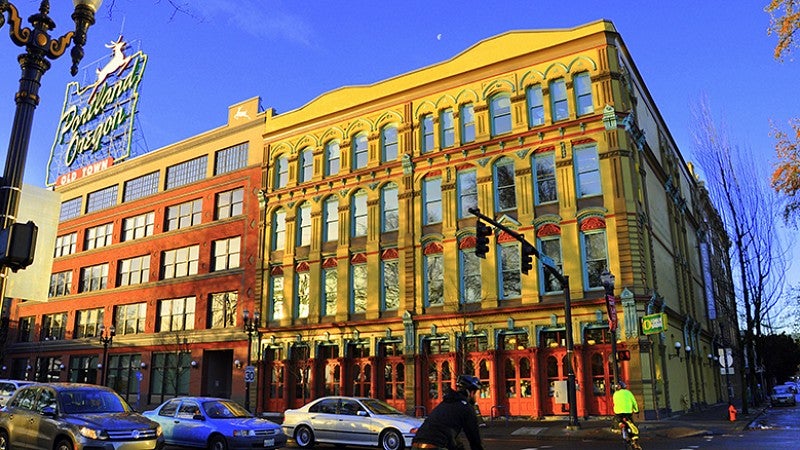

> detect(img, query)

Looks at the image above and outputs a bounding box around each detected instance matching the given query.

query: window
[68,355,99,384]
[351,262,367,314]
[274,155,288,189]
[216,188,243,219]
[381,183,399,232]
[381,126,398,162]
[499,244,521,299]
[299,147,313,183]
[460,248,481,304]
[533,152,557,204]
[18,317,34,342]
[122,212,154,241]
[49,270,72,297]
[323,267,337,316]
[85,222,113,250]
[440,108,455,148]
[526,85,545,127]
[423,177,442,225]
[490,94,512,136]
[323,197,339,242]
[74,308,104,338]
[297,203,311,247]
[166,156,207,189]
[352,190,368,237]
[493,157,517,212]
[86,185,118,213]
[574,72,593,116]
[209,291,237,329]
[550,78,568,121]
[149,351,191,404]
[214,142,247,175]
[158,297,196,332]
[213,237,241,271]
[54,232,77,257]
[161,245,200,279]
[581,230,608,289]
[575,145,601,197]
[460,103,475,144]
[457,170,477,219]
[325,141,340,176]
[166,199,202,231]
[123,172,159,202]
[41,313,67,340]
[352,133,368,169]
[106,354,143,403]
[80,263,108,292]
[117,255,150,286]
[272,209,287,250]
[60,197,82,221]
[539,236,563,293]
[382,257,399,311]
[421,114,434,152]
[270,274,285,320]
[296,272,310,319]
[115,302,147,335]
[424,252,444,307]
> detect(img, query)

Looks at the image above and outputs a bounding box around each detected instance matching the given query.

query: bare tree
[690,97,790,411]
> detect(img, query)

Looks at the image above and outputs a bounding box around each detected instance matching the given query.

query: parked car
[143,396,286,450]
[0,382,164,450]
[769,385,797,407]
[0,379,32,407]
[782,382,799,394]
[282,396,423,450]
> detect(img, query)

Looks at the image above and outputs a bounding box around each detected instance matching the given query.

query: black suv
[0,382,164,450]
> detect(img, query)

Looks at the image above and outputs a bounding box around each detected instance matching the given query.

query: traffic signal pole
[468,208,580,428]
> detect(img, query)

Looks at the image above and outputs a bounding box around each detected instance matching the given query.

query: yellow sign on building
[641,313,667,335]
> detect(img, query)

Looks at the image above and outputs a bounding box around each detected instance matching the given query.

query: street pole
[98,324,114,386]
[601,270,619,389]
[243,308,260,412]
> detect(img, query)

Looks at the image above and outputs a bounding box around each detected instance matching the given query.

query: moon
[436,33,442,41]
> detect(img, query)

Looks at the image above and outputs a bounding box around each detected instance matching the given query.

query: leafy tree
[755,333,800,385]
[766,0,799,60]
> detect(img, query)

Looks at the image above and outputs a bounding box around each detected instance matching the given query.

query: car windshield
[773,386,791,394]
[360,398,403,415]
[59,389,128,414]
[203,400,252,418]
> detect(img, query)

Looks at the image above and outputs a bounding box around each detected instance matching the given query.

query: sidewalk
[480,403,768,441]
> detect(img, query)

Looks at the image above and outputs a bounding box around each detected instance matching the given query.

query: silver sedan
[282,397,422,450]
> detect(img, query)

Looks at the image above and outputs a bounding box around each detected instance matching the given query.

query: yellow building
[257,20,737,418]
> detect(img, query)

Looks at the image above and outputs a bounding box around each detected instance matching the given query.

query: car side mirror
[41,406,57,417]
[193,414,206,421]
[357,410,367,417]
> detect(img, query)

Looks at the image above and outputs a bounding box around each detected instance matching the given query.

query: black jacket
[412,390,483,450]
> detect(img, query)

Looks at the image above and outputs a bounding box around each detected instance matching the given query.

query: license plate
[263,438,275,447]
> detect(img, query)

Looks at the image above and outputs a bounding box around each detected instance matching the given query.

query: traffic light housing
[475,220,492,258]
[617,350,631,361]
[520,242,535,275]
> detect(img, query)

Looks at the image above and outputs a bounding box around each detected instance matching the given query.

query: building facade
[2,21,738,419]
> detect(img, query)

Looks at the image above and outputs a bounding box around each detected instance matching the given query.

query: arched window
[352,133,368,169]
[298,147,313,183]
[274,155,288,189]
[489,93,512,136]
[575,145,601,197]
[272,209,286,251]
[381,125,398,162]
[460,103,475,144]
[323,197,339,242]
[420,114,434,153]
[296,202,311,247]
[352,189,368,237]
[550,78,568,121]
[574,72,593,116]
[526,84,545,127]
[325,140,340,176]
[493,157,517,212]
[533,151,557,204]
[381,183,399,232]
[423,176,442,225]
[457,169,477,219]
[440,108,455,148]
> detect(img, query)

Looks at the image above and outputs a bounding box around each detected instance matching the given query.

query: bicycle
[619,415,643,450]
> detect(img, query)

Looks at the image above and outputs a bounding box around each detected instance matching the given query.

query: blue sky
[0,1,797,293]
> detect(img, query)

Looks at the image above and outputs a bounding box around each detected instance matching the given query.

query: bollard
[728,404,737,422]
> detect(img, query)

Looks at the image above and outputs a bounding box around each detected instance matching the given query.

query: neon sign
[46,37,147,187]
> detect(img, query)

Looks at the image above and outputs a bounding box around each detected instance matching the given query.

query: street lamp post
[243,308,261,412]
[98,324,115,386]
[0,0,103,364]
[601,270,620,389]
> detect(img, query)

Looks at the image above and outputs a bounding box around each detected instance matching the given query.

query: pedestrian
[612,381,641,445]
[412,374,484,450]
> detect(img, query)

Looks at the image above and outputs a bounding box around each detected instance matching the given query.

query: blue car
[144,396,286,450]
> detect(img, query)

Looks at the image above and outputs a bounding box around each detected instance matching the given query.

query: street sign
[720,367,735,375]
[641,313,667,335]
[244,365,256,383]
[135,371,143,381]
[718,348,734,368]
[540,254,557,271]
[605,294,618,332]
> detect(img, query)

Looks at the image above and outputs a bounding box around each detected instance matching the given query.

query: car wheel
[295,425,315,448]
[208,435,228,450]
[380,429,403,450]
[0,430,10,450]
[55,437,74,450]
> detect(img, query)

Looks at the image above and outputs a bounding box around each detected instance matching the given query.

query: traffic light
[520,242,535,275]
[475,220,492,258]
[617,350,631,361]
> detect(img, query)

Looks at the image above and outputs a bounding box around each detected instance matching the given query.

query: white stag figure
[234,106,251,120]
[89,37,133,101]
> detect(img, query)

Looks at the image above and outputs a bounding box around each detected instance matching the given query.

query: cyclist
[613,381,641,448]
[412,374,484,450]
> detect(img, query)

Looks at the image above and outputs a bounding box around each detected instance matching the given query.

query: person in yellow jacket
[612,381,641,447]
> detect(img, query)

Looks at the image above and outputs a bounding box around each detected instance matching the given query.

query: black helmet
[456,374,481,392]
